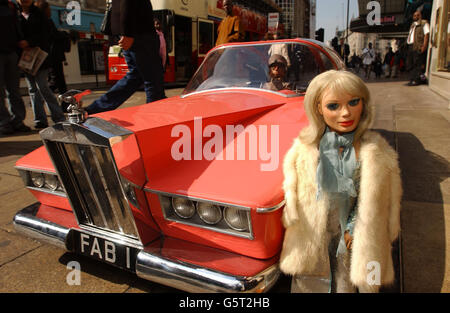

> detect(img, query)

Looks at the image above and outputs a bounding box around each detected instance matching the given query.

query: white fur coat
[280,130,402,291]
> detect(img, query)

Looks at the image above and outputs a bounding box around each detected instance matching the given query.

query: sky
[316,0,360,43]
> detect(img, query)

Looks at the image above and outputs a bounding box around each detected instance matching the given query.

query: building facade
[346,30,397,58]
[274,0,312,38]
[310,0,316,39]
[426,0,450,101]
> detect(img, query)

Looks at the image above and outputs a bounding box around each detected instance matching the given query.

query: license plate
[70,230,140,272]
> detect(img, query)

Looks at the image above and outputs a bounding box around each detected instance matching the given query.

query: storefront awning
[350,16,409,36]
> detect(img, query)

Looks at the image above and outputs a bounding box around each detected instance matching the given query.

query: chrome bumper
[13,203,280,293]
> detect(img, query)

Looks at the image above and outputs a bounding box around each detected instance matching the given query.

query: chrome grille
[41,120,141,242]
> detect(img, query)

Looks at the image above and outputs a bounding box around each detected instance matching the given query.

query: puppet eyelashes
[348,98,361,106]
[326,103,339,110]
[325,98,361,111]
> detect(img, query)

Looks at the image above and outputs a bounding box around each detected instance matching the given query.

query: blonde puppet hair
[299,70,374,145]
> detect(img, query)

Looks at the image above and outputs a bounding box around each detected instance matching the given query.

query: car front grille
[41,120,141,243]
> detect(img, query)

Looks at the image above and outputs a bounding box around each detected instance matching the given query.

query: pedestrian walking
[406,10,429,86]
[373,53,383,79]
[215,0,245,46]
[0,0,31,135]
[349,53,361,73]
[383,47,394,78]
[361,43,375,80]
[391,49,400,78]
[279,70,402,293]
[336,38,350,66]
[17,0,65,129]
[86,0,166,114]
[36,0,69,111]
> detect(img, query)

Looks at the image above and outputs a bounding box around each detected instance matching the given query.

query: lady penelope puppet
[280,70,402,293]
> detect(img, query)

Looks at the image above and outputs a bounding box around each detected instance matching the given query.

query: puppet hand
[344,231,353,250]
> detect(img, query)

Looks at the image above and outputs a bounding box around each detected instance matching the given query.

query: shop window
[438,0,450,71]
[77,39,105,75]
[199,21,213,55]
[434,1,450,71]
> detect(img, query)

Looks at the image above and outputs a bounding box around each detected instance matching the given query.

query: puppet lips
[339,120,354,127]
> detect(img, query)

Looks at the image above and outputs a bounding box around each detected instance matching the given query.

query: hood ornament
[58,90,91,124]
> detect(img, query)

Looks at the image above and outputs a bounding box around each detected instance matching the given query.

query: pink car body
[14,39,344,292]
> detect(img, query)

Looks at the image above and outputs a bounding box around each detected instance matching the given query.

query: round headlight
[196,202,222,225]
[224,207,249,231]
[30,172,45,188]
[45,174,59,191]
[172,197,196,219]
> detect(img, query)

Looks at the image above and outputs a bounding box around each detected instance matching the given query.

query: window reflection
[184,42,336,96]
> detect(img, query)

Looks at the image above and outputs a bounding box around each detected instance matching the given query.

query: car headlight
[158,194,253,239]
[196,202,222,225]
[30,172,45,188]
[172,197,196,219]
[16,169,66,196]
[224,206,249,231]
[44,174,59,191]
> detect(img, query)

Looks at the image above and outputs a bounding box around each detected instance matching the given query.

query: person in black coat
[373,52,383,79]
[0,0,31,134]
[383,47,394,78]
[17,0,64,129]
[86,0,166,114]
[336,38,350,66]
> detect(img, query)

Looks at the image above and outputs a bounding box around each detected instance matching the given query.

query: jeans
[407,45,426,82]
[86,33,166,114]
[0,52,26,127]
[25,68,65,126]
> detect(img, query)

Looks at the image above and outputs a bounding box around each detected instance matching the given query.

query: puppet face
[318,88,363,135]
[269,63,287,80]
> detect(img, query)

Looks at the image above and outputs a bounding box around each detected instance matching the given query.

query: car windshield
[183,42,336,96]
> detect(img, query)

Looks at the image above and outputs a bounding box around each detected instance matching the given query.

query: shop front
[427,0,450,101]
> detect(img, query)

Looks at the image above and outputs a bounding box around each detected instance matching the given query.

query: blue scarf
[316,128,359,289]
[316,127,357,199]
[317,128,359,256]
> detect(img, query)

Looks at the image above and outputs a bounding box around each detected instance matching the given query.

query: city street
[0,77,449,293]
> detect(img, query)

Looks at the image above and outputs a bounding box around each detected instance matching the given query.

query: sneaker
[0,124,14,135]
[13,123,32,132]
[407,80,420,86]
[34,122,49,129]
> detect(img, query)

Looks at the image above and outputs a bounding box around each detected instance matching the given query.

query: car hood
[94,90,306,209]
[96,90,286,132]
